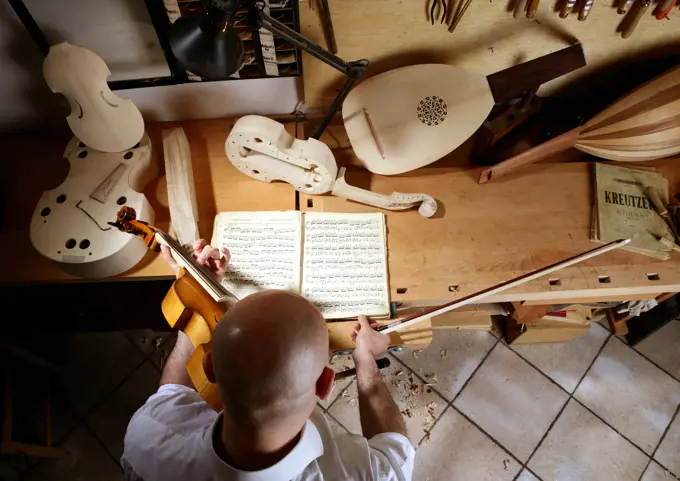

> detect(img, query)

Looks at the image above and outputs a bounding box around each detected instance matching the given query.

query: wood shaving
[154,336,164,349]
[349,398,357,407]
[440,349,448,359]
[342,390,351,399]
[423,429,432,444]
[395,369,404,376]
[503,459,510,470]
[413,349,423,359]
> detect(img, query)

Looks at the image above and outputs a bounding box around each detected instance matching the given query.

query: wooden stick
[379,239,630,334]
[477,127,581,184]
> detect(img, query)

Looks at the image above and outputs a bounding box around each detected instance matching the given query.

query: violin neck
[155,232,236,304]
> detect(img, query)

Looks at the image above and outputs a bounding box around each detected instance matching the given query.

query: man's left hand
[161,239,230,277]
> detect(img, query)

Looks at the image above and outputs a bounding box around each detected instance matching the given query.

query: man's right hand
[351,315,390,365]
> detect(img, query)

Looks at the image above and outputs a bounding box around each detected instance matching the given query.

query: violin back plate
[343,64,494,175]
[30,135,156,278]
[576,66,680,161]
[43,42,145,153]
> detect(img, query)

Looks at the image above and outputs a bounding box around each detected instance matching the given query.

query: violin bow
[110,207,237,304]
[378,239,630,334]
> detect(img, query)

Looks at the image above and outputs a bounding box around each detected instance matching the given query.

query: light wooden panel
[300,123,680,304]
[300,0,680,108]
[0,118,297,283]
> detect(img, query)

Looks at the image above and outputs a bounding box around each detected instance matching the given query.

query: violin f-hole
[100,90,119,108]
[75,100,84,119]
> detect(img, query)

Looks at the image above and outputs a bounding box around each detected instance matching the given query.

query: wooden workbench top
[300,0,680,110]
[300,122,680,305]
[0,118,297,283]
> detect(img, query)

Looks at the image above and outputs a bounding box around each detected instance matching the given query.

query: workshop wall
[0,0,301,132]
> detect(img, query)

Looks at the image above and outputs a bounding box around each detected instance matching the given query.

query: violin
[111,207,237,411]
[43,42,144,153]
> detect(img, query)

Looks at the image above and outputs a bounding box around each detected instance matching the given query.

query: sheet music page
[301,212,389,319]
[211,211,302,299]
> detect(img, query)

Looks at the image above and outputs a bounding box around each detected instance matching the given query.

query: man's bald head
[211,290,329,427]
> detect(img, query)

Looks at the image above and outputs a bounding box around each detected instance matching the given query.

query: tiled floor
[8,319,680,481]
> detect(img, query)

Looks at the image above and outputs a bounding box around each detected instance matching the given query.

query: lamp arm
[254,6,368,139]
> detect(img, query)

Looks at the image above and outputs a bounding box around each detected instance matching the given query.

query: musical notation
[213,211,302,298]
[301,212,389,319]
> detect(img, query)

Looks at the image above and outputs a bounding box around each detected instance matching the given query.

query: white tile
[574,337,680,453]
[319,355,356,409]
[328,361,446,446]
[25,427,123,481]
[392,331,497,401]
[655,412,680,476]
[642,461,679,481]
[325,412,349,438]
[454,344,568,461]
[517,469,541,481]
[636,321,680,380]
[512,322,609,393]
[530,400,648,481]
[413,407,521,481]
[87,361,161,460]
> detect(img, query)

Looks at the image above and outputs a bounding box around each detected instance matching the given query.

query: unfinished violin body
[225,116,438,217]
[43,42,144,153]
[30,136,156,278]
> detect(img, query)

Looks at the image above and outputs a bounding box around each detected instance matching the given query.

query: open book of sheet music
[211,211,390,319]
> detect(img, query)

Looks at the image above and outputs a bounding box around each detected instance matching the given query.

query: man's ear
[203,350,216,383]
[316,366,335,400]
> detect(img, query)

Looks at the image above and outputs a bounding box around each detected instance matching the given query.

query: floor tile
[529,399,648,481]
[574,337,680,453]
[655,411,680,476]
[413,407,520,481]
[87,361,161,461]
[392,330,497,401]
[512,322,609,393]
[636,321,680,381]
[124,329,175,357]
[149,333,178,370]
[25,427,123,481]
[328,360,446,446]
[517,469,541,481]
[318,355,356,409]
[642,461,679,481]
[56,332,146,417]
[454,343,568,461]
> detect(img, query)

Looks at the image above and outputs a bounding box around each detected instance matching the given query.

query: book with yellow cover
[592,163,672,259]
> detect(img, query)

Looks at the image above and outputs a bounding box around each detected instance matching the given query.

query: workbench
[2,117,680,330]
[299,0,680,110]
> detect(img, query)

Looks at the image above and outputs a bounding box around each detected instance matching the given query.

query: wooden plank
[299,0,680,109]
[0,118,297,283]
[300,121,680,304]
[163,127,199,247]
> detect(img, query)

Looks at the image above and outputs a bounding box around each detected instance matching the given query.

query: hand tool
[578,0,594,19]
[560,0,577,16]
[527,0,540,17]
[622,0,651,38]
[514,0,529,18]
[655,0,677,19]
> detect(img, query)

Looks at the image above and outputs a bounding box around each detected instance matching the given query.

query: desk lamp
[169,0,368,139]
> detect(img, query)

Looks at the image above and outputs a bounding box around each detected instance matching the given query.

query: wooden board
[0,118,297,283]
[299,121,680,305]
[300,0,680,109]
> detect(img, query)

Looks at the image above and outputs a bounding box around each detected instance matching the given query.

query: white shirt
[122,384,415,481]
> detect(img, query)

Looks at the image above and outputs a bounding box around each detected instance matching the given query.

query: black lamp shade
[169,10,245,80]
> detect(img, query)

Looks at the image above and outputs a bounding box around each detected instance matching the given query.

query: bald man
[122,241,415,480]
